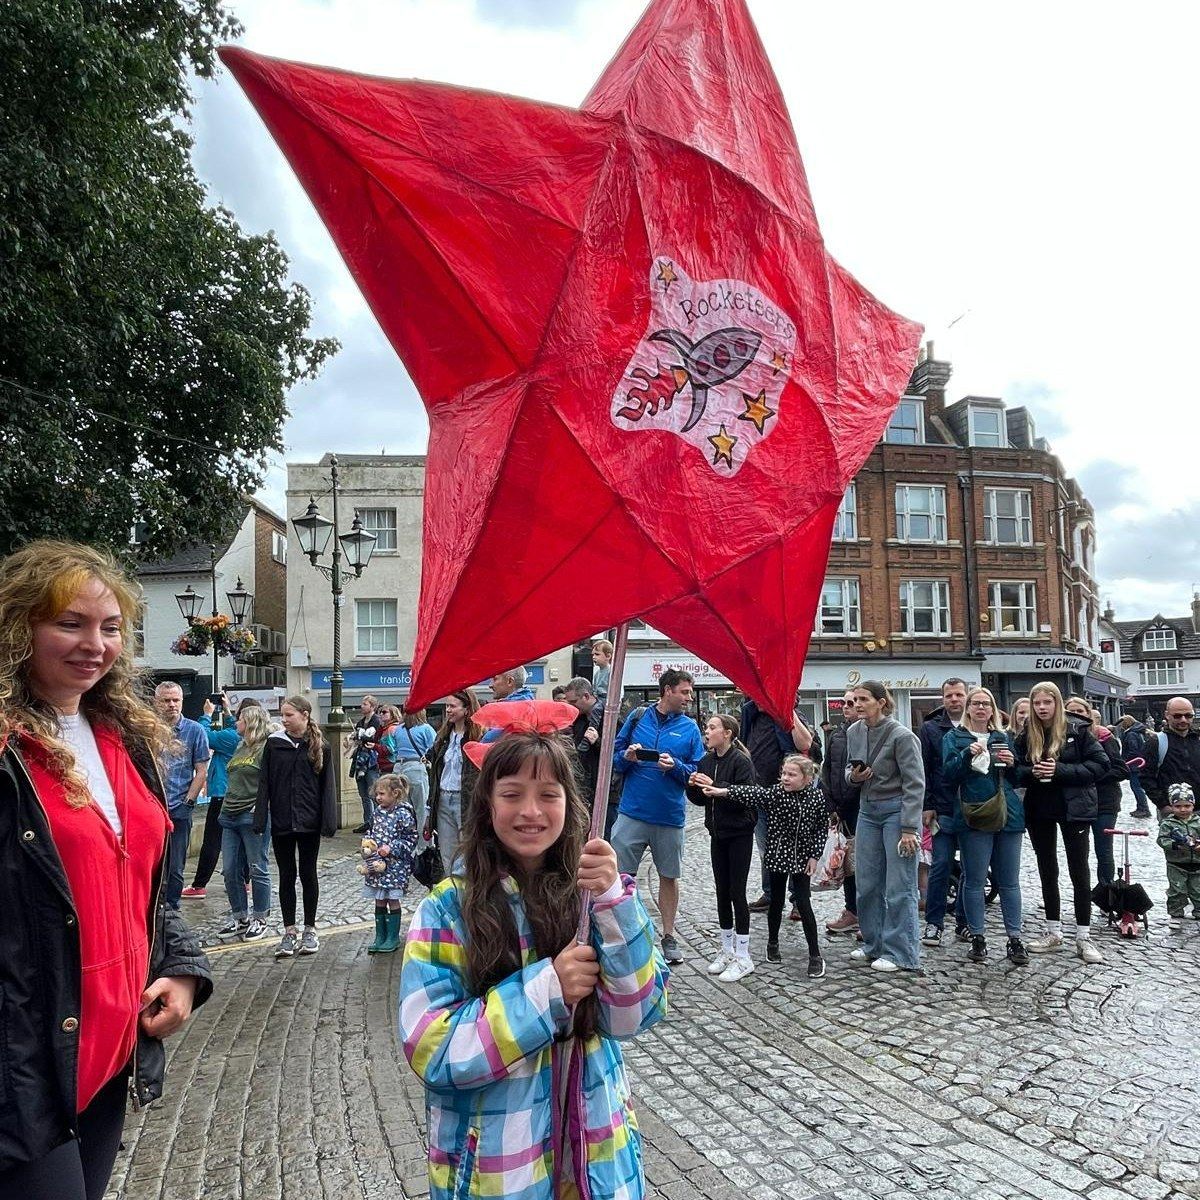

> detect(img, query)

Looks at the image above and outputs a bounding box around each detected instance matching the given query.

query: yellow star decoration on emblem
[707,423,737,468]
[770,350,787,374]
[737,389,776,434]
[656,260,678,289]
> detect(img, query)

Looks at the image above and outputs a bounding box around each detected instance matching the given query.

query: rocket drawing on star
[648,326,762,431]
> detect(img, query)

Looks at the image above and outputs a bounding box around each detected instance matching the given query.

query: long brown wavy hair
[282,695,324,773]
[459,732,597,1038]
[1025,681,1069,762]
[0,539,172,806]
[431,688,484,754]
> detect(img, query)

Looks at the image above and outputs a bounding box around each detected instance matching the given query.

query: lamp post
[176,547,254,701]
[292,456,376,820]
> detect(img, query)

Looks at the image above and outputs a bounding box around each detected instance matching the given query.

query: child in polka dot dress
[359,773,418,954]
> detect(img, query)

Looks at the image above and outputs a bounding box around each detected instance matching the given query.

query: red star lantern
[221,0,920,725]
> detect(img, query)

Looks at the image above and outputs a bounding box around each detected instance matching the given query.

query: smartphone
[209,692,225,706]
[634,747,661,762]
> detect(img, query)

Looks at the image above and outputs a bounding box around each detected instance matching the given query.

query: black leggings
[191,795,224,888]
[1026,817,1092,926]
[768,870,818,954]
[273,831,322,927]
[710,833,753,935]
[0,1072,127,1199]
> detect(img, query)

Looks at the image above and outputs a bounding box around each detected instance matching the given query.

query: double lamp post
[174,546,253,700]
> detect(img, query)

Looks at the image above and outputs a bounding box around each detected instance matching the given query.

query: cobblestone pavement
[109,794,1199,1200]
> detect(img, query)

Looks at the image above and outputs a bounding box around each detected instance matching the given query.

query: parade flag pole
[576,621,630,942]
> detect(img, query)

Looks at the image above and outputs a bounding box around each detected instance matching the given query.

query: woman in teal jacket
[942,687,1028,966]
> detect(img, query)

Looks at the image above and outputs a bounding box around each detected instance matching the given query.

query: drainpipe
[957,473,983,659]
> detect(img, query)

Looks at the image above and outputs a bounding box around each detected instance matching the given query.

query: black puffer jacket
[820,725,861,829]
[0,739,213,1174]
[1093,730,1130,817]
[254,730,337,836]
[1015,715,1109,822]
[686,746,757,837]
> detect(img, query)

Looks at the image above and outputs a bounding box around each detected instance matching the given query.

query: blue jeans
[396,761,430,848]
[959,827,1023,936]
[924,826,965,931]
[1128,769,1149,811]
[219,808,272,919]
[1091,814,1116,886]
[355,766,379,825]
[856,800,920,969]
[166,803,194,909]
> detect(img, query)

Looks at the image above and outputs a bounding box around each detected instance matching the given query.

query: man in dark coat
[1143,697,1200,813]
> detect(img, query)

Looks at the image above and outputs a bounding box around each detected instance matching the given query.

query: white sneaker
[1028,932,1064,953]
[707,952,734,976]
[1076,938,1103,964]
[871,957,899,972]
[718,956,756,983]
[849,947,871,962]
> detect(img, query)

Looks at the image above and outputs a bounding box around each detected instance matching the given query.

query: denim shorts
[611,814,685,879]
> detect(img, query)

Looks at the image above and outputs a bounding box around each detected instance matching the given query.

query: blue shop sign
[312,664,545,691]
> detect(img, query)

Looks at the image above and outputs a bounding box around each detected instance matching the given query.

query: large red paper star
[221,0,920,724]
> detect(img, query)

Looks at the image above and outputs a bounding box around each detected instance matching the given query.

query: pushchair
[1091,827,1153,936]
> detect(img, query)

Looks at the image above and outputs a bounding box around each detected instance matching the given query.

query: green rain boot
[378,910,404,954]
[367,910,388,955]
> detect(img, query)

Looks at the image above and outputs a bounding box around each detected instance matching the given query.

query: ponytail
[283,695,325,774]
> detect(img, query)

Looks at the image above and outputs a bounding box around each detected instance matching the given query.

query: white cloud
[195,0,1200,616]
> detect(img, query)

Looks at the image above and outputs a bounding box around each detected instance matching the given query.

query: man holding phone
[611,668,705,965]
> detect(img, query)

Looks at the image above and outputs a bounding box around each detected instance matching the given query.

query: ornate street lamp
[226,577,253,625]
[291,456,376,804]
[175,584,202,623]
[173,546,255,699]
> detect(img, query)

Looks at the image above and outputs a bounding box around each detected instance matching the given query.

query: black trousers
[1026,816,1092,926]
[190,795,224,888]
[767,870,819,955]
[272,831,322,927]
[710,833,754,935]
[0,1072,127,1200]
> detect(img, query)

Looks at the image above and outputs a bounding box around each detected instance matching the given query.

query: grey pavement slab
[108,797,1199,1199]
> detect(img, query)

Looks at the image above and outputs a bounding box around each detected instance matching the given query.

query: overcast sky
[191,0,1200,622]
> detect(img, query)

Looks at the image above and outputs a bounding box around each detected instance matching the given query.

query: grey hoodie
[844,717,926,833]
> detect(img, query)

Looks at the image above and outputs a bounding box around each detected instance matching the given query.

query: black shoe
[807,954,826,978]
[954,925,971,943]
[968,934,987,963]
[353,823,370,834]
[766,941,782,964]
[1006,936,1029,965]
[748,894,770,913]
[1131,809,1151,819]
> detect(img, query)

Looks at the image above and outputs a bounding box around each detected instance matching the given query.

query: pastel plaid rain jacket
[400,873,668,1200]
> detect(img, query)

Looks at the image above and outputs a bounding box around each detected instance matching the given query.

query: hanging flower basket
[170,616,257,659]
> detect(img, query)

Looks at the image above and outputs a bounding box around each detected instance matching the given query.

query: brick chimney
[1192,591,1200,634]
[906,340,952,416]
[1103,600,1115,623]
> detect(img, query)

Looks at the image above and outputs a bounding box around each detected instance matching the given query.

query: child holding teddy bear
[358,773,419,954]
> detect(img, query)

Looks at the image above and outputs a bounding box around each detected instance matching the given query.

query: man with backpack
[1142,698,1200,814]
[1118,713,1151,817]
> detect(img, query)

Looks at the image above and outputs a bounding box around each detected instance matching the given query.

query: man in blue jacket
[919,678,969,946]
[612,668,704,964]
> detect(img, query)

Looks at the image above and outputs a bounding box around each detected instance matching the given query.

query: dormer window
[884,399,924,445]
[968,406,1006,448]
[1143,626,1177,652]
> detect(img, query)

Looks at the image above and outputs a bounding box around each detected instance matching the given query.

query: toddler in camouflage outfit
[1157,783,1200,919]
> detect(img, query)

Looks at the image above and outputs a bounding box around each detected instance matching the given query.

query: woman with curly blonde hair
[0,540,212,1197]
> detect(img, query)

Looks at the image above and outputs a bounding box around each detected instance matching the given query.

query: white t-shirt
[57,711,122,837]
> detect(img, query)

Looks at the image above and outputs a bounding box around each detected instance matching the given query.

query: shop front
[980,650,1090,719]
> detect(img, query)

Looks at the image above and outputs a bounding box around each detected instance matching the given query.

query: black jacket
[919,706,959,817]
[1094,731,1130,817]
[1119,722,1146,762]
[820,725,860,827]
[0,738,213,1174]
[254,730,337,836]
[1014,715,1108,822]
[686,747,757,837]
[1142,728,1200,810]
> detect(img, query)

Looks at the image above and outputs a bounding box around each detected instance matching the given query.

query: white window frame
[895,484,947,543]
[271,530,287,564]
[899,579,951,636]
[355,599,398,656]
[989,580,1038,636]
[969,406,1006,448]
[359,507,398,553]
[983,488,1033,546]
[832,484,858,541]
[883,399,924,445]
[1139,660,1183,687]
[1143,627,1177,652]
[816,578,861,636]
[131,609,146,657]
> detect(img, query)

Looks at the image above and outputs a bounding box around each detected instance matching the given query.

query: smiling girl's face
[490,758,567,871]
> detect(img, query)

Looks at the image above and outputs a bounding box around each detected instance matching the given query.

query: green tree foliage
[0,0,338,557]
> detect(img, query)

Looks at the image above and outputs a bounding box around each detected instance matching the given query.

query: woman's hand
[993,746,1014,767]
[202,698,215,717]
[805,857,818,877]
[422,821,433,841]
[968,740,987,758]
[1032,758,1057,780]
[553,942,600,1005]
[138,975,198,1039]
[848,764,873,784]
[688,771,713,788]
[577,838,619,894]
[898,832,919,858]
